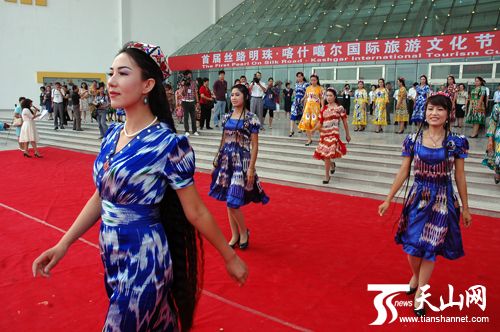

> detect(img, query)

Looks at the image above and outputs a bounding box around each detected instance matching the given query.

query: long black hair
[231,84,251,111]
[397,94,452,227]
[420,74,429,86]
[324,87,339,106]
[397,77,406,88]
[296,71,307,82]
[310,74,320,86]
[118,45,203,331]
[446,75,456,86]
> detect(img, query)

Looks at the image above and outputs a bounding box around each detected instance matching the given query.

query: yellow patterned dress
[298,85,324,131]
[394,87,409,122]
[352,88,368,126]
[372,88,388,126]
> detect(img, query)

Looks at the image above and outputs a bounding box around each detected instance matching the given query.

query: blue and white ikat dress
[93,122,194,331]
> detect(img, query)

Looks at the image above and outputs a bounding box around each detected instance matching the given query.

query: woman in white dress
[19,98,42,158]
[79,82,90,123]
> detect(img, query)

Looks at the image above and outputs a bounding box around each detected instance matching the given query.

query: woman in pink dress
[313,88,351,184]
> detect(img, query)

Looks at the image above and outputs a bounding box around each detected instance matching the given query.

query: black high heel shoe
[330,162,336,175]
[23,151,31,158]
[495,176,500,184]
[305,140,312,146]
[34,152,43,158]
[239,229,250,250]
[322,176,331,184]
[228,235,240,249]
[406,286,418,295]
[289,131,295,137]
[413,307,426,317]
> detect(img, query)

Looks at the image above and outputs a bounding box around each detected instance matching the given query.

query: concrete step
[2,119,498,216]
[1,129,495,199]
[194,160,499,215]
[1,117,487,158]
[25,122,487,165]
[8,126,490,180]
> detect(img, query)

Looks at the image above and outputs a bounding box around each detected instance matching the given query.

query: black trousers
[407,100,414,120]
[200,103,212,129]
[182,101,197,133]
[263,107,275,119]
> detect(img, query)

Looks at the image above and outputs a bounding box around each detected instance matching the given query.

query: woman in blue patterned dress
[289,72,309,137]
[378,93,472,317]
[210,84,269,250]
[33,42,248,332]
[410,75,431,125]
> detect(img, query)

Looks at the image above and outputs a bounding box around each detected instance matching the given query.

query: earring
[143,96,148,105]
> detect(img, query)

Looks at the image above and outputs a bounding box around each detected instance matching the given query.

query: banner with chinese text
[168,31,500,71]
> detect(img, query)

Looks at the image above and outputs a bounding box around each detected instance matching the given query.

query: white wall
[0,0,121,109]
[120,0,243,56]
[0,0,243,110]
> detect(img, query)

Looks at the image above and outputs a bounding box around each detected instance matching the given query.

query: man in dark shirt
[71,85,82,131]
[181,70,200,136]
[212,70,227,128]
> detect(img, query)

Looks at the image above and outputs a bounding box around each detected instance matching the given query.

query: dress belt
[101,200,161,226]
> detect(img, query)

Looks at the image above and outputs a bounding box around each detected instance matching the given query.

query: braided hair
[118,46,203,331]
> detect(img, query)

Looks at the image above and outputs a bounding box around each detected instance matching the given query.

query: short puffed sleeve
[339,105,347,119]
[249,113,261,134]
[447,134,469,159]
[162,135,195,190]
[318,106,325,124]
[401,133,416,157]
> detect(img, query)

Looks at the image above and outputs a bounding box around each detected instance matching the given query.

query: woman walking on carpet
[313,88,351,184]
[394,77,409,134]
[33,42,247,332]
[410,75,431,125]
[298,74,324,146]
[352,81,368,132]
[466,76,487,138]
[378,93,472,317]
[19,98,42,158]
[372,78,389,133]
[446,75,458,123]
[289,72,309,137]
[483,97,500,184]
[209,84,269,250]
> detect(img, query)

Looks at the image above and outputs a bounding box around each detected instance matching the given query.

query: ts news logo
[367,284,487,325]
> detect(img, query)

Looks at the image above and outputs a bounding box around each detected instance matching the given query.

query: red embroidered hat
[125,41,171,80]
[430,90,452,100]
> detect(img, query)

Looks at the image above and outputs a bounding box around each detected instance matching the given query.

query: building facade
[170,0,500,98]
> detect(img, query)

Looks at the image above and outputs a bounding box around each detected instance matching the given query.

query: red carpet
[0,147,498,331]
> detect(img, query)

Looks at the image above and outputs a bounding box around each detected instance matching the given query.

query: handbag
[12,117,22,127]
[196,106,201,121]
[89,103,97,119]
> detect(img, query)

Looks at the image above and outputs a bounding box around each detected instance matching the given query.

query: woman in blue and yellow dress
[483,99,500,183]
[352,80,368,131]
[379,93,472,317]
[33,42,248,332]
[289,72,309,137]
[210,84,269,250]
[372,78,389,133]
[298,74,324,145]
